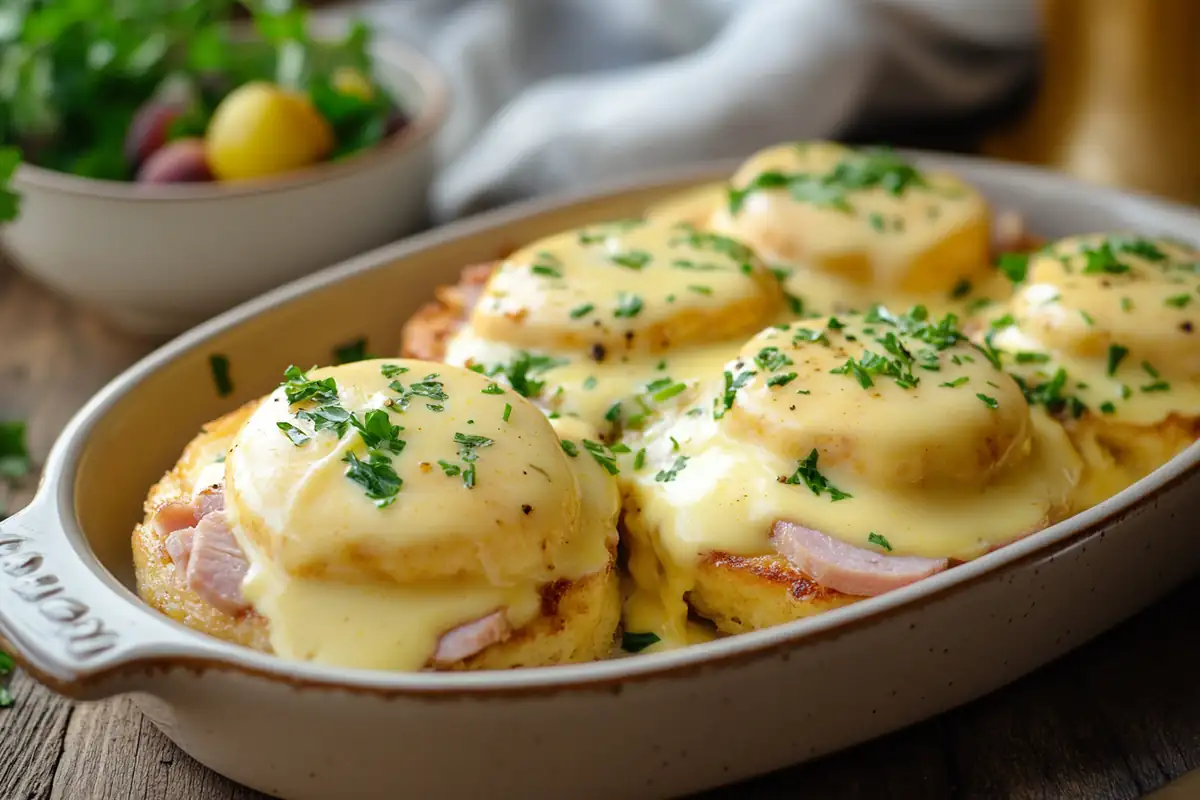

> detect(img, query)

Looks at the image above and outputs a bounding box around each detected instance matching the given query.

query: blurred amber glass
[986,0,1200,205]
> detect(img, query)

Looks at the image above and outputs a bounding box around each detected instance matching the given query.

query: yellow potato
[206,82,334,181]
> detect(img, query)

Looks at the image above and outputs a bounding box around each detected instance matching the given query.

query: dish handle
[0,495,203,699]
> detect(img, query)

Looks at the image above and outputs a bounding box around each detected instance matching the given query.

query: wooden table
[3,258,1200,800]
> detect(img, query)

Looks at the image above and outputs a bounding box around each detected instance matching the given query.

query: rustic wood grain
[2,257,1200,800]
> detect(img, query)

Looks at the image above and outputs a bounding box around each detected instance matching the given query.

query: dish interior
[64,156,1200,653]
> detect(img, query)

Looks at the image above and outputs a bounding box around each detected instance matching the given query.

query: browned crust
[703,552,844,603]
[400,262,496,361]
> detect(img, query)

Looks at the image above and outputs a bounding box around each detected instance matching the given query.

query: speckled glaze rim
[9,22,450,203]
[4,152,1200,699]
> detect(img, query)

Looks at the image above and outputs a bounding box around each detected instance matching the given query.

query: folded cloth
[351,0,1038,221]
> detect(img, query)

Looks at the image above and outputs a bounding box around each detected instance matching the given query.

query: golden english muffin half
[618,306,1082,650]
[977,234,1200,510]
[436,218,787,434]
[708,141,996,315]
[133,359,621,671]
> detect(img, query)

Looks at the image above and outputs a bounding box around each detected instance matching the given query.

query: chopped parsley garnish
[867,532,892,552]
[389,375,449,412]
[633,448,646,470]
[782,449,852,501]
[1015,369,1086,419]
[785,292,805,315]
[672,259,726,272]
[276,421,310,447]
[604,402,623,423]
[940,376,969,388]
[454,432,494,489]
[792,328,830,346]
[727,147,927,215]
[1014,352,1050,364]
[569,303,595,319]
[831,347,918,391]
[622,631,661,653]
[502,403,512,422]
[380,363,409,378]
[333,338,371,364]
[654,455,689,483]
[714,368,756,418]
[209,354,234,397]
[1121,297,1134,312]
[687,285,713,295]
[976,393,998,409]
[650,380,687,403]
[531,264,562,278]
[1099,402,1116,414]
[830,357,874,389]
[283,365,337,405]
[295,404,353,437]
[480,383,505,396]
[1106,345,1129,376]
[767,372,798,388]
[610,250,652,270]
[438,460,461,476]
[350,409,406,454]
[1166,294,1192,308]
[561,440,579,457]
[583,439,620,475]
[669,227,757,264]
[868,212,886,232]
[1079,310,1095,326]
[1112,237,1167,262]
[343,452,402,508]
[996,253,1029,284]
[1139,361,1170,392]
[1080,241,1132,275]
[754,346,794,372]
[614,292,644,318]
[480,352,567,398]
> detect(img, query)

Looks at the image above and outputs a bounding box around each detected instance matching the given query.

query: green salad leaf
[0,0,402,211]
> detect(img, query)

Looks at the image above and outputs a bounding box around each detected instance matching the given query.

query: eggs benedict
[430,218,786,432]
[707,141,996,314]
[978,234,1200,509]
[133,359,621,670]
[620,307,1082,648]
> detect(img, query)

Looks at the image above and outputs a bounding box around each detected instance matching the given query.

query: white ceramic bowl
[0,33,448,336]
[1,154,1198,800]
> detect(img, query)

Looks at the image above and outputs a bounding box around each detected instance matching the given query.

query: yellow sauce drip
[223,359,615,671]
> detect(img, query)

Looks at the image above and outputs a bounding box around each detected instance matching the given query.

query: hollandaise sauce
[983,234,1200,425]
[619,308,1081,647]
[222,359,614,671]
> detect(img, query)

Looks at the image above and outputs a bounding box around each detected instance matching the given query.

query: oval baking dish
[2,153,1199,800]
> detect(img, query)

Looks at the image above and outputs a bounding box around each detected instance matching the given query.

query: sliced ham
[152,501,199,539]
[152,487,250,615]
[771,521,948,598]
[431,610,512,666]
[186,511,250,615]
[164,527,195,573]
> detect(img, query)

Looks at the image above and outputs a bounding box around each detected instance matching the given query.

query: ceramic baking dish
[2,153,1199,800]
